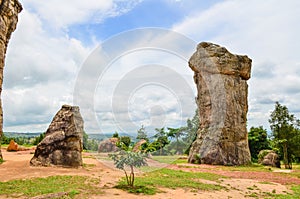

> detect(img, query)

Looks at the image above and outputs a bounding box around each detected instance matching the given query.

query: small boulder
[98,138,119,153]
[258,150,280,168]
[7,140,18,151]
[132,139,147,152]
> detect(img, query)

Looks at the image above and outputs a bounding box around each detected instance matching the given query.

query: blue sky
[3,0,300,135]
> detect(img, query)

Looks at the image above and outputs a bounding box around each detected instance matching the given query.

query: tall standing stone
[30,105,84,167]
[0,0,22,159]
[188,42,251,165]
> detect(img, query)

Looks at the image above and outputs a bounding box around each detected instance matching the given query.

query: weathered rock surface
[258,150,280,168]
[98,137,119,153]
[30,105,84,167]
[188,42,252,165]
[0,0,22,159]
[6,139,18,151]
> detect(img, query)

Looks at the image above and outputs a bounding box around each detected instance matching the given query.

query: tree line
[249,101,300,169]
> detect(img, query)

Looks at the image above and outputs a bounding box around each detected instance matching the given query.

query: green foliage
[116,136,131,151]
[116,168,224,194]
[166,127,185,154]
[136,125,148,141]
[109,151,147,187]
[269,102,300,169]
[0,175,101,198]
[33,132,45,145]
[248,126,270,161]
[182,109,199,154]
[82,131,99,151]
[153,127,170,155]
[112,131,119,138]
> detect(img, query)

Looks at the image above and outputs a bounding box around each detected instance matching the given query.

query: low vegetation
[115,168,225,194]
[0,175,102,198]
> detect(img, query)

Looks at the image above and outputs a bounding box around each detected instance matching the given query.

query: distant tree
[33,132,45,145]
[83,131,89,150]
[153,127,170,155]
[136,125,148,141]
[112,132,119,138]
[269,102,300,169]
[117,136,131,151]
[182,109,199,154]
[167,127,185,154]
[248,126,270,161]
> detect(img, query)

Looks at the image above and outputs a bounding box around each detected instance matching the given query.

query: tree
[117,136,131,151]
[109,151,147,187]
[112,132,119,138]
[167,127,185,154]
[182,109,199,154]
[33,132,45,145]
[269,102,300,169]
[153,127,170,155]
[248,126,270,161]
[136,125,148,141]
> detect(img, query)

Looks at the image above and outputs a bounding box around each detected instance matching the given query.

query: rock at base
[188,42,252,166]
[258,150,280,168]
[30,105,84,167]
[7,140,18,151]
[98,138,119,153]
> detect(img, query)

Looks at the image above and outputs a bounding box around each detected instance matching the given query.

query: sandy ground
[0,149,298,199]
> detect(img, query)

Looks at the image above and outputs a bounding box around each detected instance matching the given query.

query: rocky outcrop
[30,105,84,167]
[98,137,119,153]
[0,0,22,159]
[258,150,280,168]
[6,139,18,151]
[188,42,252,165]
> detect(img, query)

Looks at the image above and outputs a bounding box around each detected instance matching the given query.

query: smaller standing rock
[7,140,18,151]
[30,105,84,167]
[132,139,147,152]
[98,138,119,153]
[258,150,280,168]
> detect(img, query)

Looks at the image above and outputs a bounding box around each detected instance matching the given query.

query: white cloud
[3,8,93,132]
[23,0,143,29]
[173,0,300,130]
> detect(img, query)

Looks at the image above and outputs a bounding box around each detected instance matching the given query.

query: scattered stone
[98,138,119,153]
[0,0,22,159]
[258,150,280,168]
[30,105,84,167]
[132,139,147,152]
[7,140,18,151]
[188,42,252,165]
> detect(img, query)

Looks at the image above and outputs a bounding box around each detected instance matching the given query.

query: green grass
[151,155,182,164]
[263,185,300,199]
[116,168,225,195]
[0,175,102,198]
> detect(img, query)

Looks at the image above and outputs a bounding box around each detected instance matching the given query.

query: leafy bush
[109,151,147,187]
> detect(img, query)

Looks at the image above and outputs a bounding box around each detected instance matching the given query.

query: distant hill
[4,132,42,138]
[3,132,137,141]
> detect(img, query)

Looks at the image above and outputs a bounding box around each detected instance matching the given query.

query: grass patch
[0,175,102,198]
[116,168,225,195]
[115,184,157,195]
[264,185,300,199]
[151,155,181,164]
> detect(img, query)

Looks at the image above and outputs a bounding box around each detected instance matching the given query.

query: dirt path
[0,150,297,199]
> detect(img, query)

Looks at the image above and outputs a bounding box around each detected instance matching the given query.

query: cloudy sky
[3,0,300,135]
